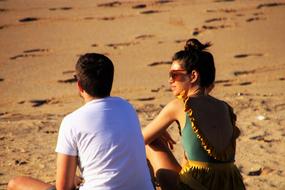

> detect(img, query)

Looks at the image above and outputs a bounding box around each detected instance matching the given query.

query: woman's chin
[172,91,179,97]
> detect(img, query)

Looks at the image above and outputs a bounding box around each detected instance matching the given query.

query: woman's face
[169,60,191,96]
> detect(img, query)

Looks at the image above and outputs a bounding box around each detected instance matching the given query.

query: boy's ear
[77,81,84,93]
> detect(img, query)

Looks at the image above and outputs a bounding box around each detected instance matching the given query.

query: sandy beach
[1,0,285,189]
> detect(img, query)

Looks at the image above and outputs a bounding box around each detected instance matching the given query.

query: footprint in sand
[193,28,202,36]
[233,70,255,76]
[174,39,187,43]
[49,7,73,11]
[0,112,8,117]
[44,130,57,134]
[0,25,9,30]
[215,79,232,84]
[214,0,235,2]
[58,71,76,83]
[249,134,266,141]
[239,82,252,86]
[10,54,39,60]
[253,12,264,16]
[257,2,285,9]
[223,83,233,87]
[248,168,262,176]
[215,79,233,87]
[136,97,156,101]
[84,17,95,20]
[220,8,237,13]
[234,53,263,58]
[97,17,116,21]
[135,34,155,40]
[202,24,231,30]
[18,17,39,23]
[10,49,49,60]
[30,99,50,107]
[106,42,138,49]
[23,49,49,53]
[0,8,8,12]
[62,70,75,75]
[193,24,231,36]
[274,103,285,111]
[148,61,171,67]
[136,103,160,114]
[206,8,236,13]
[97,1,121,7]
[151,88,160,93]
[18,100,25,105]
[151,85,166,93]
[132,4,147,9]
[246,17,266,22]
[15,159,28,166]
[155,0,173,4]
[59,7,73,11]
[58,78,77,84]
[140,10,161,15]
[236,13,244,17]
[204,17,227,23]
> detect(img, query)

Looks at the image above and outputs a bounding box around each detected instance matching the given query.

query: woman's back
[187,96,234,153]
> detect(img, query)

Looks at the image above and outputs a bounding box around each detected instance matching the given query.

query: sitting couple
[8,38,245,190]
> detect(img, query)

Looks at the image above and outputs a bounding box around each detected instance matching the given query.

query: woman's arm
[56,153,77,190]
[143,99,181,144]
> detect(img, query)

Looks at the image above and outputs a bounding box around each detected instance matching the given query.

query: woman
[143,39,245,190]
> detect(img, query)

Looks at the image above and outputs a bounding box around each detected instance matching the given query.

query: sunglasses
[169,69,188,80]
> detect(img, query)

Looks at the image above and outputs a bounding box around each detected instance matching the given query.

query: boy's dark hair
[75,53,114,98]
[172,38,215,88]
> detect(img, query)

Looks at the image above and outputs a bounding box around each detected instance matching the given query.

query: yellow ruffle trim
[180,160,235,175]
[181,96,236,161]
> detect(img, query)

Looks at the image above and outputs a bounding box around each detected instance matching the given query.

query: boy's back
[56,96,153,190]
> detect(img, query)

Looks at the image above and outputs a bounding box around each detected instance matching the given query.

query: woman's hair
[172,38,215,88]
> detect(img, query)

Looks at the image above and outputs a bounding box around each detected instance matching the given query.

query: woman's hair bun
[184,38,211,52]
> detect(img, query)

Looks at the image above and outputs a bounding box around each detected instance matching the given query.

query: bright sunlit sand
[0,0,285,189]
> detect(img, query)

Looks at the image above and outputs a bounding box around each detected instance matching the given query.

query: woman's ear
[189,70,199,83]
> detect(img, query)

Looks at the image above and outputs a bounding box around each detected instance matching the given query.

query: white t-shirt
[55,97,153,190]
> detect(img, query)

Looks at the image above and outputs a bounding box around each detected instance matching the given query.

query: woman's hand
[149,130,176,151]
[160,130,176,150]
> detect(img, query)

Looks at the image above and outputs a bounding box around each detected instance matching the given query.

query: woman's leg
[146,138,182,190]
[7,176,54,190]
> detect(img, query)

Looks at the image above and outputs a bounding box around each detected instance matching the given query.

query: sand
[0,0,285,189]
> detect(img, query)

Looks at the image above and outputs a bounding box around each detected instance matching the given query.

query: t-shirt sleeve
[55,117,78,156]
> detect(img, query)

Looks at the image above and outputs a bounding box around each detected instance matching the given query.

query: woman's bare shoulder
[165,98,184,112]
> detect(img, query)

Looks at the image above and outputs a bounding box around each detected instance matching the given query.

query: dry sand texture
[1,0,285,189]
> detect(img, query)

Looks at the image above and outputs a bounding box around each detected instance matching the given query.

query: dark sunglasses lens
[169,72,177,79]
